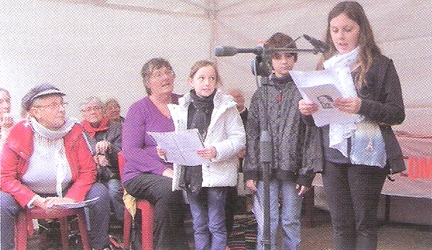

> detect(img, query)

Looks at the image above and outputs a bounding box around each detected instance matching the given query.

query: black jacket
[244,76,323,187]
[304,54,406,174]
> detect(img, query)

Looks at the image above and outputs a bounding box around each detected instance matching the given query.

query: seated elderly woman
[0,88,14,152]
[122,57,189,249]
[80,96,124,222]
[0,84,111,250]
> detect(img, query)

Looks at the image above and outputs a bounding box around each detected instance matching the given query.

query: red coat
[0,120,97,208]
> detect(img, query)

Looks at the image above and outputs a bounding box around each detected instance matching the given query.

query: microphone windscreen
[214,46,238,57]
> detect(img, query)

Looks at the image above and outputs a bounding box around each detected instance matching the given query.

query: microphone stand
[252,46,317,250]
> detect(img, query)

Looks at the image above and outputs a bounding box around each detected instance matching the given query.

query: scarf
[323,47,363,157]
[31,116,77,140]
[81,117,110,138]
[182,89,216,194]
[30,116,77,197]
[188,90,215,139]
[271,74,293,85]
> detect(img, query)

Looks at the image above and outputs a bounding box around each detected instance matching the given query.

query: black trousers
[322,162,387,250]
[124,174,189,250]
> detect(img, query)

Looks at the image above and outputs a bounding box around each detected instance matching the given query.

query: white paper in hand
[53,197,100,209]
[148,129,209,166]
[291,69,360,127]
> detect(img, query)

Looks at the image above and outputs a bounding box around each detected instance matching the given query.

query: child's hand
[296,184,310,196]
[197,146,217,160]
[245,180,257,193]
[156,147,167,160]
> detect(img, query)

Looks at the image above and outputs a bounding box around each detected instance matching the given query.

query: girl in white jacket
[168,60,245,250]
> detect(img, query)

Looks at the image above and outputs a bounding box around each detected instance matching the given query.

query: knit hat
[22,83,66,111]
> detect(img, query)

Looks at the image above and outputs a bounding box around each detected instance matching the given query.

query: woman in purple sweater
[122,58,189,250]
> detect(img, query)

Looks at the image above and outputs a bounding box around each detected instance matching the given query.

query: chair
[118,151,155,250]
[15,206,91,250]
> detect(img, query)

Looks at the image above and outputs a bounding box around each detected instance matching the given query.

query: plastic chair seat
[15,206,91,250]
[122,199,154,250]
[118,151,155,250]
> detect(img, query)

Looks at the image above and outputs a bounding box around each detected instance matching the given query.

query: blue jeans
[187,187,227,250]
[103,178,124,222]
[253,179,303,250]
[0,182,111,250]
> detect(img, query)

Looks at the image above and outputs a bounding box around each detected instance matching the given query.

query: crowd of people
[1,1,405,250]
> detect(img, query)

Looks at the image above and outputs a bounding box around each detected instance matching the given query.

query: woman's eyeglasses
[33,102,68,110]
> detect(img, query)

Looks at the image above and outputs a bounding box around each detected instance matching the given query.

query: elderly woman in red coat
[0,84,111,250]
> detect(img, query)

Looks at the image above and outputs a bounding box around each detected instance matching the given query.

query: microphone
[214,45,264,57]
[303,34,329,53]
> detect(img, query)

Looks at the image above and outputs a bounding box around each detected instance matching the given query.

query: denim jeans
[103,178,124,222]
[0,182,111,250]
[253,179,303,250]
[187,187,227,250]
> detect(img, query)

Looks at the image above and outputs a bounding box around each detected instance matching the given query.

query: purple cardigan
[121,94,180,184]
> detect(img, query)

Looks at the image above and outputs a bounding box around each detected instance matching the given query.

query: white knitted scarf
[323,47,363,157]
[30,116,77,197]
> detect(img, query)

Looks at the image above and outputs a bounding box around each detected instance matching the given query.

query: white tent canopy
[2,0,432,135]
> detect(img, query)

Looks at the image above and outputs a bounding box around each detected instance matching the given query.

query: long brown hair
[319,1,381,90]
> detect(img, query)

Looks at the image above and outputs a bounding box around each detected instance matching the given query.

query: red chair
[15,206,91,250]
[118,151,155,250]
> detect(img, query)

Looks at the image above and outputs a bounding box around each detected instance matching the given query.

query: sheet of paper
[52,197,99,209]
[290,69,360,127]
[148,129,209,166]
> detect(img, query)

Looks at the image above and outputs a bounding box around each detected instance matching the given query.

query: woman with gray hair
[80,96,124,223]
[122,58,189,249]
[0,83,111,250]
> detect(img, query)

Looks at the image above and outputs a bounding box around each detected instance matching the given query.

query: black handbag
[97,165,115,182]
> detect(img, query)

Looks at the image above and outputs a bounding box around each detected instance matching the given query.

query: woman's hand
[1,113,14,129]
[197,146,217,160]
[156,147,167,160]
[245,180,257,193]
[95,141,111,155]
[333,97,361,114]
[34,196,76,211]
[95,154,110,167]
[299,99,319,115]
[162,168,173,178]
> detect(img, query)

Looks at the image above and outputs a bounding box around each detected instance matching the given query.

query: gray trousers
[0,182,111,249]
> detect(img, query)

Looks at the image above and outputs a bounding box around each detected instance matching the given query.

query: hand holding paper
[333,97,362,114]
[291,69,362,126]
[148,129,210,166]
[50,197,100,209]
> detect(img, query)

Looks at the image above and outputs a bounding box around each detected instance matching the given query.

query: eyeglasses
[150,69,175,79]
[33,102,68,110]
[81,106,103,113]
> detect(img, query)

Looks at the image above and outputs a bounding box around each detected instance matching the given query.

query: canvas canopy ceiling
[1,0,432,134]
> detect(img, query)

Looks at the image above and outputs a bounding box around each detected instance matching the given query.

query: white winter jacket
[168,89,246,190]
